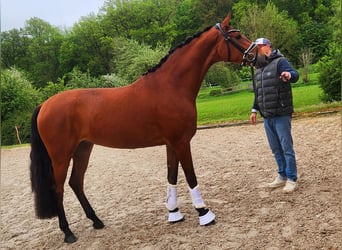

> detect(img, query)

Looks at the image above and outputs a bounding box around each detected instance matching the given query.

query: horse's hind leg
[52,160,78,243]
[165,145,184,223]
[69,141,104,230]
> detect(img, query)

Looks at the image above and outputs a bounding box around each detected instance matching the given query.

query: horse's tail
[30,105,58,218]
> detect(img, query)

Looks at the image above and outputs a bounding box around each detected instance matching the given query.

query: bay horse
[30,12,257,243]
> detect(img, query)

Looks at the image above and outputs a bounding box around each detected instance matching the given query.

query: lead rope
[250,66,255,91]
[250,65,258,112]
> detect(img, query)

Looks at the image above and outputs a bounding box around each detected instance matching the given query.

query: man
[250,38,299,193]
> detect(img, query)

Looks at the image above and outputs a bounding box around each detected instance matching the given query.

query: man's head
[255,38,271,46]
[255,38,272,57]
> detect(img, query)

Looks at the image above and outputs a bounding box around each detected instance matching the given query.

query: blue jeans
[264,115,297,181]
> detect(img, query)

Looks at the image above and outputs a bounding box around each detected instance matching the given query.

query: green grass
[197,89,253,124]
[1,143,29,149]
[196,84,340,125]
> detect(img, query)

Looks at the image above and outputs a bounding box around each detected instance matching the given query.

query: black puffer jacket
[253,50,299,118]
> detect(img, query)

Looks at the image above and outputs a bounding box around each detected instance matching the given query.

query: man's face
[257,44,272,57]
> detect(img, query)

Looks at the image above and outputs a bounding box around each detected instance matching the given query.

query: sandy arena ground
[1,113,341,250]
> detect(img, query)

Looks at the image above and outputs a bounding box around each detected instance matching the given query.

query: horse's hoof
[199,209,215,226]
[93,220,105,229]
[168,208,185,223]
[169,217,185,224]
[64,234,77,243]
[204,219,216,226]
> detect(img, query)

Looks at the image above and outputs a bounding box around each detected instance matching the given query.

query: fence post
[15,125,22,144]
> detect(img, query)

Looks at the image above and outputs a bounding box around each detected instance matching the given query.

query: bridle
[242,42,258,66]
[215,22,259,94]
[215,23,257,66]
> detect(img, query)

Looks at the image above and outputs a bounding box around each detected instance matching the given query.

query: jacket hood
[269,49,284,61]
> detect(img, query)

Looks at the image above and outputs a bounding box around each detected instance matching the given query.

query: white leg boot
[166,184,184,223]
[189,185,215,226]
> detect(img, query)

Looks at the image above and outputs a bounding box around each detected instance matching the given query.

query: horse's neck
[153,29,221,99]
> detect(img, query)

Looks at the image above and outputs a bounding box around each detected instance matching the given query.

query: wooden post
[15,125,21,144]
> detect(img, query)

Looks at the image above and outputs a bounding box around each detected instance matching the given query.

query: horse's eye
[236,34,241,40]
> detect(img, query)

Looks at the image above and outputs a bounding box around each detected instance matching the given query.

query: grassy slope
[196,84,340,125]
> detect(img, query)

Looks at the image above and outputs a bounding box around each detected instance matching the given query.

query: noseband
[242,42,258,66]
[215,23,257,66]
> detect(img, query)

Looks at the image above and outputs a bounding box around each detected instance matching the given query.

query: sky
[1,0,105,32]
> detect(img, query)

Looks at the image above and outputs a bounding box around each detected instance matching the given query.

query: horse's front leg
[174,141,216,226]
[166,145,184,223]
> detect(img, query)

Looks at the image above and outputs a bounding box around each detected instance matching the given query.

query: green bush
[40,80,68,101]
[1,112,32,145]
[114,40,168,82]
[209,89,222,96]
[1,68,41,145]
[318,43,341,102]
[205,62,240,88]
[101,74,128,87]
[65,68,102,88]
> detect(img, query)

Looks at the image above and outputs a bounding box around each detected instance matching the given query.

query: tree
[317,0,341,102]
[299,48,313,83]
[233,1,300,65]
[0,29,30,69]
[103,0,179,47]
[172,0,201,46]
[191,0,234,28]
[266,0,334,62]
[171,0,237,47]
[298,20,332,62]
[113,39,168,82]
[271,0,315,23]
[59,15,113,77]
[23,18,64,87]
[1,68,42,145]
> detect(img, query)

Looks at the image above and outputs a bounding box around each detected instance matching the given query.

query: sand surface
[1,114,341,249]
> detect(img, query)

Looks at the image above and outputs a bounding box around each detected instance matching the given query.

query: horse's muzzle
[242,42,258,66]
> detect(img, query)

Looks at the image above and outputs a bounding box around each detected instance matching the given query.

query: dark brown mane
[143,26,212,75]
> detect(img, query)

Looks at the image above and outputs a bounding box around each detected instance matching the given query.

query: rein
[243,42,258,95]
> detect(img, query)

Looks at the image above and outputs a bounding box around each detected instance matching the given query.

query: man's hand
[250,112,257,125]
[280,71,291,82]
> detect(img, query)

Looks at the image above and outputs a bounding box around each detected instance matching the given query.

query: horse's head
[215,13,257,66]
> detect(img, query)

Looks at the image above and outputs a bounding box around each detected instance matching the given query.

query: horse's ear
[221,12,231,28]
